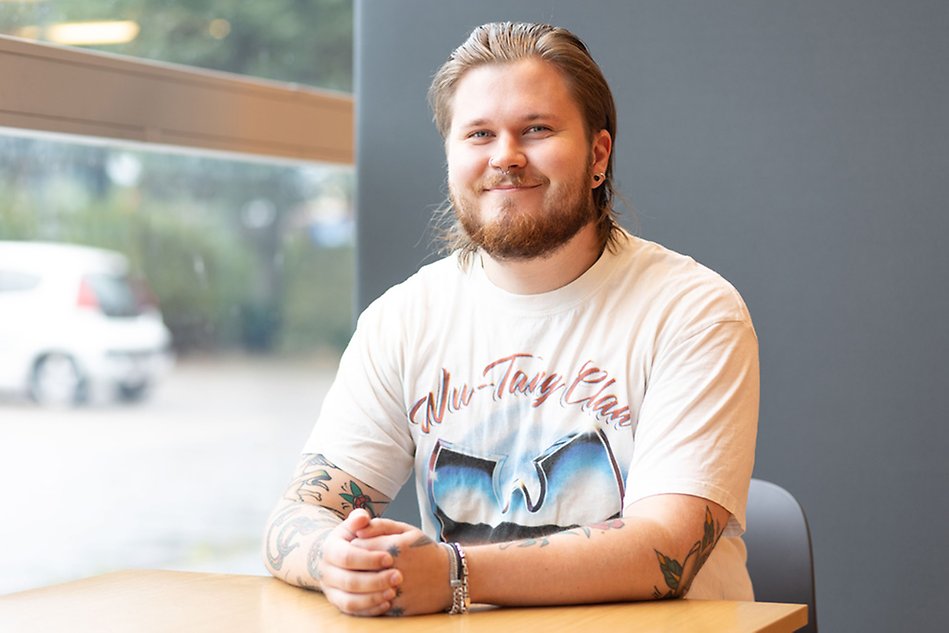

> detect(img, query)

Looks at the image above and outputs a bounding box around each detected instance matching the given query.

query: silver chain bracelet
[443,541,470,614]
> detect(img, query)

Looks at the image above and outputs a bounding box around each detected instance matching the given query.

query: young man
[263,22,758,617]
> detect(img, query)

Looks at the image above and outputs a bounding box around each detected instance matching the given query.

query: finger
[324,586,397,616]
[337,509,372,540]
[354,518,412,539]
[324,540,395,571]
[351,601,394,618]
[321,566,403,595]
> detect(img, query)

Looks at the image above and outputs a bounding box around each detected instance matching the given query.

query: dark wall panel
[356,2,949,631]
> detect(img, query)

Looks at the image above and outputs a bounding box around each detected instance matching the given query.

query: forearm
[262,452,393,592]
[466,497,725,606]
[262,500,339,590]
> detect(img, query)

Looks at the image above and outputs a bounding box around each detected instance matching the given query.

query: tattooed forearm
[265,504,337,572]
[652,507,723,599]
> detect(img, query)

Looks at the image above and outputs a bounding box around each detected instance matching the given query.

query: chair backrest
[744,478,818,632]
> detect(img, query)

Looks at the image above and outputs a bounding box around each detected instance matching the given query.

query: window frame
[0,35,353,164]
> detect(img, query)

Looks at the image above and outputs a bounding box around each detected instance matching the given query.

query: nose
[489,133,526,172]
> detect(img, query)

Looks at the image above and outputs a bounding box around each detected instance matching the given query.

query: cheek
[447,151,484,188]
[448,159,483,187]
[539,146,587,178]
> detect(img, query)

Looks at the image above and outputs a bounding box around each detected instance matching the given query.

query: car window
[84,274,141,317]
[0,270,41,293]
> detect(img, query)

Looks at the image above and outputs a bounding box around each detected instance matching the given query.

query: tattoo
[501,517,625,549]
[283,454,337,504]
[652,507,723,599]
[499,536,550,550]
[265,505,334,571]
[410,534,435,548]
[563,518,626,539]
[339,480,386,518]
[386,607,405,617]
[590,518,625,531]
[307,532,332,583]
[387,545,401,559]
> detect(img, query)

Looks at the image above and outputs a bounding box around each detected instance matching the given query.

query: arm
[352,492,728,614]
[467,493,727,605]
[261,453,403,616]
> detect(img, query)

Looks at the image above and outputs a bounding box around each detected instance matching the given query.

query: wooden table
[0,569,807,632]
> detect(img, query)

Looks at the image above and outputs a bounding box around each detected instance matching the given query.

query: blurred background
[0,0,354,593]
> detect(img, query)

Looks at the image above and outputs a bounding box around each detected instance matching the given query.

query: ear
[591,129,612,177]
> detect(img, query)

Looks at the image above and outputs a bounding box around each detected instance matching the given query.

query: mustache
[481,173,548,189]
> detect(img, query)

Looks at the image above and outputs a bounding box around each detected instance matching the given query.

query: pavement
[0,354,338,595]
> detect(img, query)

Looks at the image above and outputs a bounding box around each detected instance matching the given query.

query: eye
[525,125,553,135]
[466,130,493,140]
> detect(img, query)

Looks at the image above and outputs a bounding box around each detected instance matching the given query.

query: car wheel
[31,353,87,407]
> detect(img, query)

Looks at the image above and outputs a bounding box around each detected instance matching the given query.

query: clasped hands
[317,509,453,617]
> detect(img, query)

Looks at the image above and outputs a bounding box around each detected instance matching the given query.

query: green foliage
[0,136,355,356]
[0,0,353,91]
[279,235,355,355]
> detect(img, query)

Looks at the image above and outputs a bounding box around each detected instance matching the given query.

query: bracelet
[444,542,470,614]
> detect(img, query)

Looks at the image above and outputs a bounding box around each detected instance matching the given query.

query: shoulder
[613,233,752,326]
[356,252,468,329]
[601,234,755,355]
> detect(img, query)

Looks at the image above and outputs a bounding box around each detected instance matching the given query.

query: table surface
[0,569,808,632]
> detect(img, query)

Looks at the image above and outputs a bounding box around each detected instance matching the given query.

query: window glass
[0,0,353,91]
[0,129,354,593]
[83,273,141,317]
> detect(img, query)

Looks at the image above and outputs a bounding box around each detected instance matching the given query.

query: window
[0,0,353,90]
[0,1,354,594]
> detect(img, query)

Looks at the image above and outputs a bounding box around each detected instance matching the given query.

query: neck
[480,222,602,294]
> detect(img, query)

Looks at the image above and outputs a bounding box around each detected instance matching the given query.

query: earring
[593,173,605,183]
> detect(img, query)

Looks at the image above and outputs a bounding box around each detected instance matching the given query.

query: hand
[316,509,403,616]
[352,518,453,616]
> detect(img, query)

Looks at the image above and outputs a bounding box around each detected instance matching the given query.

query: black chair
[744,478,818,632]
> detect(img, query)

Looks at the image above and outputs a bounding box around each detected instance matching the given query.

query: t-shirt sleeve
[624,316,759,536]
[302,295,416,500]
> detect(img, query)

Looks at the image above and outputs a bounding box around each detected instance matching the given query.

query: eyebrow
[458,113,561,129]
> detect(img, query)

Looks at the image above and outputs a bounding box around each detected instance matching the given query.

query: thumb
[337,508,372,541]
[355,518,413,539]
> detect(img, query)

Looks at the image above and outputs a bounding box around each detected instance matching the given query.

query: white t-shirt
[305,231,758,600]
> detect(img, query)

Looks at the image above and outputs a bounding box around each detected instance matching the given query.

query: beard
[450,164,596,261]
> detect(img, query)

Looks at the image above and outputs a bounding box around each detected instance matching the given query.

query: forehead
[449,58,584,129]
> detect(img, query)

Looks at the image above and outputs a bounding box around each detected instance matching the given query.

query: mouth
[486,185,541,193]
[481,172,547,193]
[482,179,544,193]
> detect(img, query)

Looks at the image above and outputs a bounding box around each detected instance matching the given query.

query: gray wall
[355,2,949,631]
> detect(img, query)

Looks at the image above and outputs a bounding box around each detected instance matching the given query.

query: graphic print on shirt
[410,353,634,544]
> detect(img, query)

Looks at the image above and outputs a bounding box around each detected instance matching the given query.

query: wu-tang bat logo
[427,429,624,544]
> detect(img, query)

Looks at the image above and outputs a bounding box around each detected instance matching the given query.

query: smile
[484,184,542,192]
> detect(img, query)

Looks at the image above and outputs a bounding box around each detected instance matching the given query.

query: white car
[0,241,174,406]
